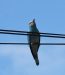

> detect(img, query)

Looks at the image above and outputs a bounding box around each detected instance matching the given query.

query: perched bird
[28,19,40,66]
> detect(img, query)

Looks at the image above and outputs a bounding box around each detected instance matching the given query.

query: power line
[0,31,65,38]
[0,29,65,36]
[0,43,65,45]
[0,29,65,45]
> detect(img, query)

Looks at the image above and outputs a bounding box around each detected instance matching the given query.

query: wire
[0,31,65,38]
[0,43,65,45]
[0,29,25,33]
[0,29,65,39]
[0,29,65,36]
[0,29,65,45]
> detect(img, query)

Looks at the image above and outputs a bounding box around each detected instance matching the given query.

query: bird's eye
[29,22,32,25]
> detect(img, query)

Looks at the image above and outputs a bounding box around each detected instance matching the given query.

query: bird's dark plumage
[28,19,40,66]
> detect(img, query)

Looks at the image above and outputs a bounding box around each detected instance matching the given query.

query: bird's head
[28,19,36,26]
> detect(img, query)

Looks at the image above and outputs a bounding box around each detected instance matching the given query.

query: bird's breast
[30,36,40,44]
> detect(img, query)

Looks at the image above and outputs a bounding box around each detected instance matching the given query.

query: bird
[28,19,40,66]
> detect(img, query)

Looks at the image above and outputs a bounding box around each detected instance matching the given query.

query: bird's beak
[33,19,35,22]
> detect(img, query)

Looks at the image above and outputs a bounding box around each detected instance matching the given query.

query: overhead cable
[0,43,65,45]
[0,31,65,38]
[0,29,65,36]
[0,29,65,38]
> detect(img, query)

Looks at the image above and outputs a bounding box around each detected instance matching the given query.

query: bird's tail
[35,57,39,66]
